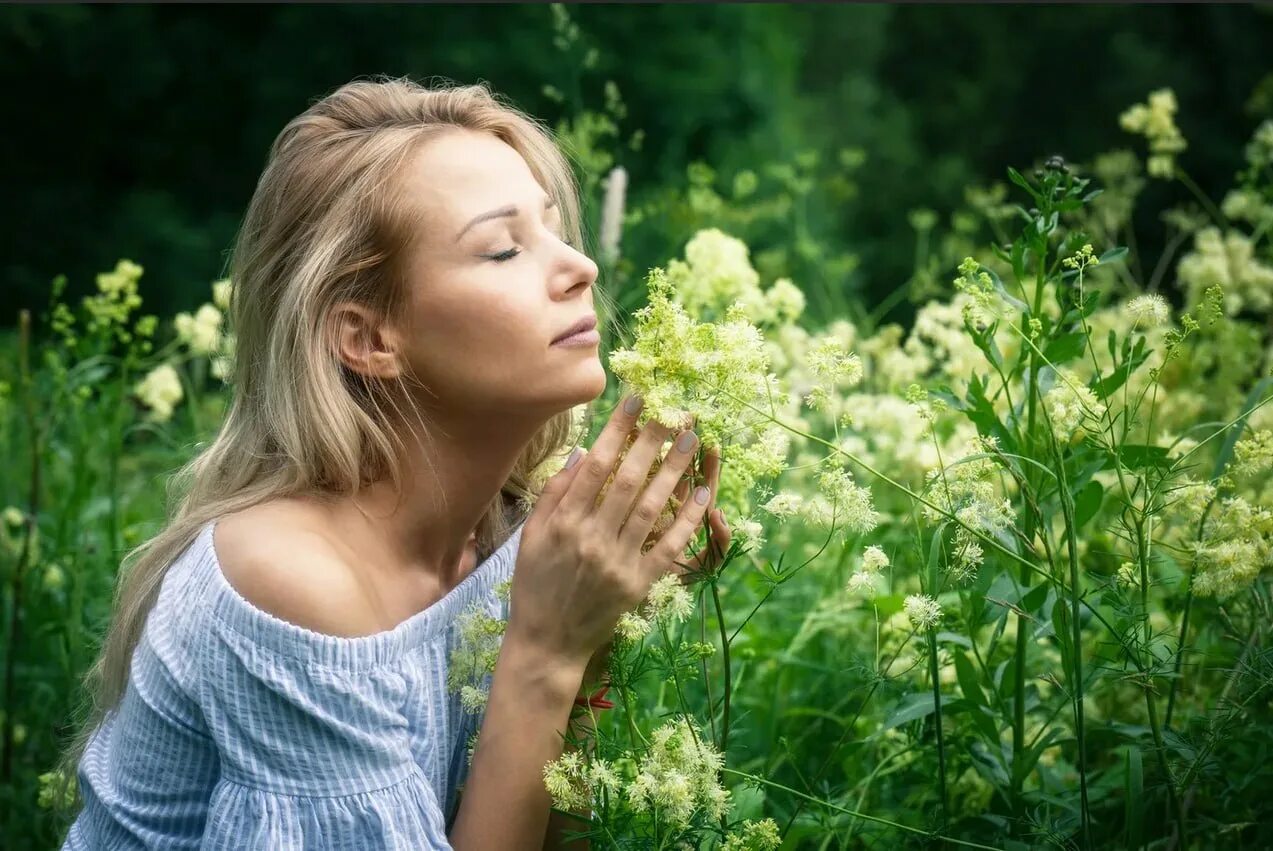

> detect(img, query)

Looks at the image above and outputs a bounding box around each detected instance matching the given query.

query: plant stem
[724,769,1001,850]
[709,579,733,758]
[926,629,950,825]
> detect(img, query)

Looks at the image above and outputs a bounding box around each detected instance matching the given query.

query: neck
[326,404,551,582]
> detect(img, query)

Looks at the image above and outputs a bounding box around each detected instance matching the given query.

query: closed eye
[485,234,577,263]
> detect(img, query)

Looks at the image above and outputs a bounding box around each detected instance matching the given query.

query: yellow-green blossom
[211,278,234,311]
[1177,227,1273,316]
[721,818,783,851]
[175,303,224,355]
[133,363,183,423]
[1043,369,1106,440]
[624,717,729,829]
[1120,88,1187,179]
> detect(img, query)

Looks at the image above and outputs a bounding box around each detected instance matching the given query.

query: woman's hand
[507,395,716,669]
[665,446,730,579]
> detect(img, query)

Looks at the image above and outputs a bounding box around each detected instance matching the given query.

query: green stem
[926,629,950,825]
[710,579,733,758]
[723,769,1000,850]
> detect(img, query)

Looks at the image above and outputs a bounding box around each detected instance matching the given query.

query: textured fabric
[63,515,523,850]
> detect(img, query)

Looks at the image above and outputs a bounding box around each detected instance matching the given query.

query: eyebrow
[455,195,558,243]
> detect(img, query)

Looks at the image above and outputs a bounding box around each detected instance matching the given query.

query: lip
[551,313,598,344]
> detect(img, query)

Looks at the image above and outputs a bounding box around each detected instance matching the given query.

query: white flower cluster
[1172,481,1273,599]
[445,590,510,713]
[665,228,805,326]
[720,817,783,851]
[1123,294,1171,328]
[1043,369,1106,441]
[903,593,943,631]
[922,434,1013,581]
[1119,88,1187,178]
[614,572,696,644]
[625,717,730,828]
[1177,227,1273,316]
[133,363,183,423]
[174,303,224,356]
[845,544,890,598]
[542,751,622,813]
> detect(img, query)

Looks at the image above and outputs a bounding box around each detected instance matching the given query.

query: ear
[329,301,404,380]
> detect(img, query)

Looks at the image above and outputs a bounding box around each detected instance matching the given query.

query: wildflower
[805,338,863,386]
[83,260,145,340]
[845,571,878,598]
[616,611,652,643]
[174,303,224,356]
[1234,429,1273,479]
[211,278,234,311]
[861,545,890,573]
[1043,369,1106,440]
[1062,243,1101,271]
[624,717,729,828]
[2,507,23,529]
[1177,227,1273,316]
[447,603,507,708]
[721,818,783,851]
[904,594,943,631]
[1124,294,1171,328]
[543,750,591,812]
[608,266,783,500]
[1120,88,1187,179]
[458,685,488,713]
[761,491,804,519]
[765,277,806,324]
[952,257,1002,325]
[816,464,880,536]
[133,363,183,423]
[922,434,1013,581]
[646,572,695,624]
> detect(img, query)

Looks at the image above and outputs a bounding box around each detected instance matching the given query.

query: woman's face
[379,128,604,419]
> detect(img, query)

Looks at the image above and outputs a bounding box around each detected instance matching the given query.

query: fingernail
[676,431,698,453]
[694,486,710,505]
[624,395,643,415]
[718,510,728,527]
[565,448,584,469]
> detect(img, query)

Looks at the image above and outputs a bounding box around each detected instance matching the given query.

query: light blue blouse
[63,515,524,850]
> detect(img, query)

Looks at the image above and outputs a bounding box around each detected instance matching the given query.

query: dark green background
[4,4,1271,324]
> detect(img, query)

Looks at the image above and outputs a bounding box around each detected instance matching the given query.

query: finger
[557,394,648,520]
[641,481,712,583]
[680,508,730,580]
[612,426,699,549]
[594,418,682,533]
[532,445,588,519]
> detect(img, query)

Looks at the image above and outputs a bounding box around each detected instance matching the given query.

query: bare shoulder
[213,499,384,638]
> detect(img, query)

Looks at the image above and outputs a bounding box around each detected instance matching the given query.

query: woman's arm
[448,627,587,850]
[541,639,612,850]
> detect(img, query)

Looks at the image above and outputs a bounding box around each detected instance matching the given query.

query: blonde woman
[55,75,729,849]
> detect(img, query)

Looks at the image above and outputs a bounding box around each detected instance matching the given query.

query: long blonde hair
[53,74,614,819]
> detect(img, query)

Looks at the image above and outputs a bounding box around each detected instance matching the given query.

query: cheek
[405,291,546,385]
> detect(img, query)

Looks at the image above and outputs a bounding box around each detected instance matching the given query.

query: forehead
[403,129,549,233]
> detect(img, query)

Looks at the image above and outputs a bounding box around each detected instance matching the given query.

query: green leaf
[1073,480,1105,529]
[1007,166,1039,204]
[1098,246,1129,265]
[1043,332,1086,365]
[954,651,987,709]
[882,693,936,731]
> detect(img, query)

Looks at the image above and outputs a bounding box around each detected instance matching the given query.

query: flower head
[904,594,943,631]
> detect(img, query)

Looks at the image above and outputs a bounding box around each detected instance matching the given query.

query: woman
[55,75,730,849]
